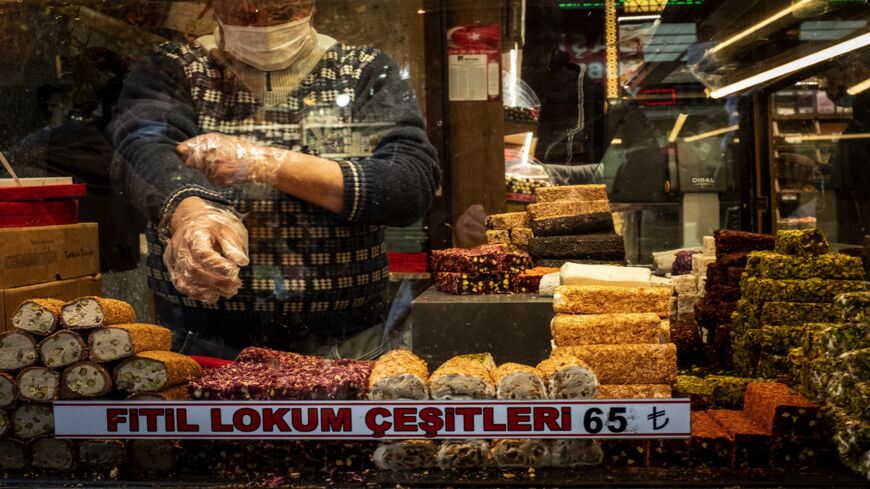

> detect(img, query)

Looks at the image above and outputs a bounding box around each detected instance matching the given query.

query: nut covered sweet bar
[745,251,863,280]
[534,184,608,203]
[434,272,514,295]
[760,302,838,326]
[492,363,547,400]
[835,291,870,322]
[530,212,614,237]
[774,229,830,257]
[485,212,530,230]
[431,245,532,274]
[553,285,672,318]
[527,200,611,220]
[429,354,496,400]
[368,350,429,401]
[552,344,677,385]
[597,384,672,399]
[740,278,867,303]
[743,382,819,437]
[551,313,666,346]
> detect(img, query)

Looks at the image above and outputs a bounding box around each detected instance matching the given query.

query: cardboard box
[0,224,99,289]
[1,274,102,331]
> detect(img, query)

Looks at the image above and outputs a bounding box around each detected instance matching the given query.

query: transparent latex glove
[163,197,250,304]
[177,133,288,187]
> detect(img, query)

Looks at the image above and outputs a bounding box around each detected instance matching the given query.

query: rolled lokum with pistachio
[551,313,666,346]
[372,440,437,471]
[30,436,75,471]
[368,350,429,400]
[0,372,17,408]
[115,351,202,393]
[491,439,551,468]
[38,330,88,369]
[12,403,53,439]
[0,409,9,438]
[11,299,64,336]
[88,324,172,363]
[774,229,829,256]
[553,344,677,385]
[436,440,491,470]
[835,291,870,322]
[492,363,547,400]
[536,355,598,399]
[553,285,672,318]
[429,353,496,400]
[127,384,190,401]
[17,367,60,402]
[61,361,113,398]
[77,440,126,472]
[61,297,136,330]
[128,440,180,474]
[0,440,26,471]
[550,439,604,467]
[0,331,38,372]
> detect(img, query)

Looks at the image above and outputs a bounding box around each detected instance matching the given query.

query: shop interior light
[668,113,689,143]
[618,14,661,22]
[710,32,870,98]
[847,76,870,95]
[509,44,519,107]
[708,0,813,56]
[683,124,739,142]
[785,132,870,143]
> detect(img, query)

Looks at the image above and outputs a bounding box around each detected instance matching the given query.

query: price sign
[54,400,690,440]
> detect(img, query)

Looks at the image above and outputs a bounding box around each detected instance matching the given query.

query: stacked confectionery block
[731,229,866,380]
[549,264,677,467]
[695,230,776,369]
[431,245,531,295]
[525,185,626,269]
[795,292,870,479]
[485,212,534,252]
[0,296,202,476]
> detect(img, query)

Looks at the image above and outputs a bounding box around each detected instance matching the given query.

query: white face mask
[218,15,313,71]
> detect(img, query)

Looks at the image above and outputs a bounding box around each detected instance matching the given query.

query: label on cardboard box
[0,224,99,289]
[1,274,101,331]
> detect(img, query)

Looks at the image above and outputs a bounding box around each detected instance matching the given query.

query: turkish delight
[512,267,560,293]
[38,331,87,369]
[30,437,74,471]
[552,344,677,384]
[560,262,650,287]
[491,439,551,468]
[527,233,625,261]
[603,440,649,467]
[649,439,690,468]
[61,297,136,330]
[835,291,870,322]
[761,302,837,327]
[673,375,715,410]
[16,367,59,402]
[431,245,531,274]
[127,384,190,401]
[527,199,610,220]
[672,274,698,294]
[757,352,792,381]
[510,228,534,247]
[429,353,495,400]
[530,212,614,237]
[538,272,560,296]
[536,355,598,399]
[436,440,490,470]
[775,228,830,257]
[61,361,113,398]
[0,440,26,471]
[771,435,818,467]
[485,212,529,230]
[11,403,53,439]
[372,440,438,472]
[746,251,863,280]
[11,299,64,336]
[492,363,547,400]
[719,251,750,268]
[88,324,172,362]
[0,331,38,371]
[744,382,818,437]
[839,348,870,378]
[553,285,672,318]
[535,184,607,203]
[534,259,627,268]
[672,250,699,276]
[551,313,665,346]
[550,440,604,467]
[740,278,866,303]
[690,411,733,468]
[368,349,429,401]
[115,351,202,393]
[597,384,671,399]
[128,440,180,474]
[714,229,775,259]
[671,320,703,367]
[434,272,514,295]
[707,409,771,469]
[0,372,16,408]
[732,328,762,377]
[814,323,869,358]
[485,229,510,245]
[707,375,766,410]
[77,440,126,472]
[761,325,823,354]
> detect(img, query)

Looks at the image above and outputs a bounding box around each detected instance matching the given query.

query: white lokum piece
[672,274,698,295]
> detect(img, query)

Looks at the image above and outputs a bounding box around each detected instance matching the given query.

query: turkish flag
[448,24,500,50]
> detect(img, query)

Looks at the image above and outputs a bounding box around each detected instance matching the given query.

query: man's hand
[178,133,287,187]
[163,197,250,304]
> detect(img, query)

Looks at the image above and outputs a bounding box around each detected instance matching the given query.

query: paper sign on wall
[448,24,501,102]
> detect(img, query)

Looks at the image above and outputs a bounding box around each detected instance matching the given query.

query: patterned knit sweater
[111,39,440,338]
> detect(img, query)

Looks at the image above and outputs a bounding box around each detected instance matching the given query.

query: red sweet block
[719,252,750,269]
[431,245,531,274]
[743,382,819,438]
[714,229,775,260]
[602,440,649,468]
[706,264,728,287]
[511,267,559,293]
[707,409,771,469]
[690,411,734,468]
[648,439,690,468]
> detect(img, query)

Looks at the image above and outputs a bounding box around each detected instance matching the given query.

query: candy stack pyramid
[523,185,626,269]
[731,229,866,380]
[694,229,776,369]
[548,263,678,467]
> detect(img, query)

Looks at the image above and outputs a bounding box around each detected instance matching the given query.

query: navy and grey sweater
[110,40,440,340]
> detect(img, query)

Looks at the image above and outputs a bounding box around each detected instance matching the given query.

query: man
[111,0,441,360]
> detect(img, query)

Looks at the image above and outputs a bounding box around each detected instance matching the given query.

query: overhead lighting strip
[708,0,813,56]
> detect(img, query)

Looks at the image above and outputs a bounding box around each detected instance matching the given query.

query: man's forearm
[271,150,345,214]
